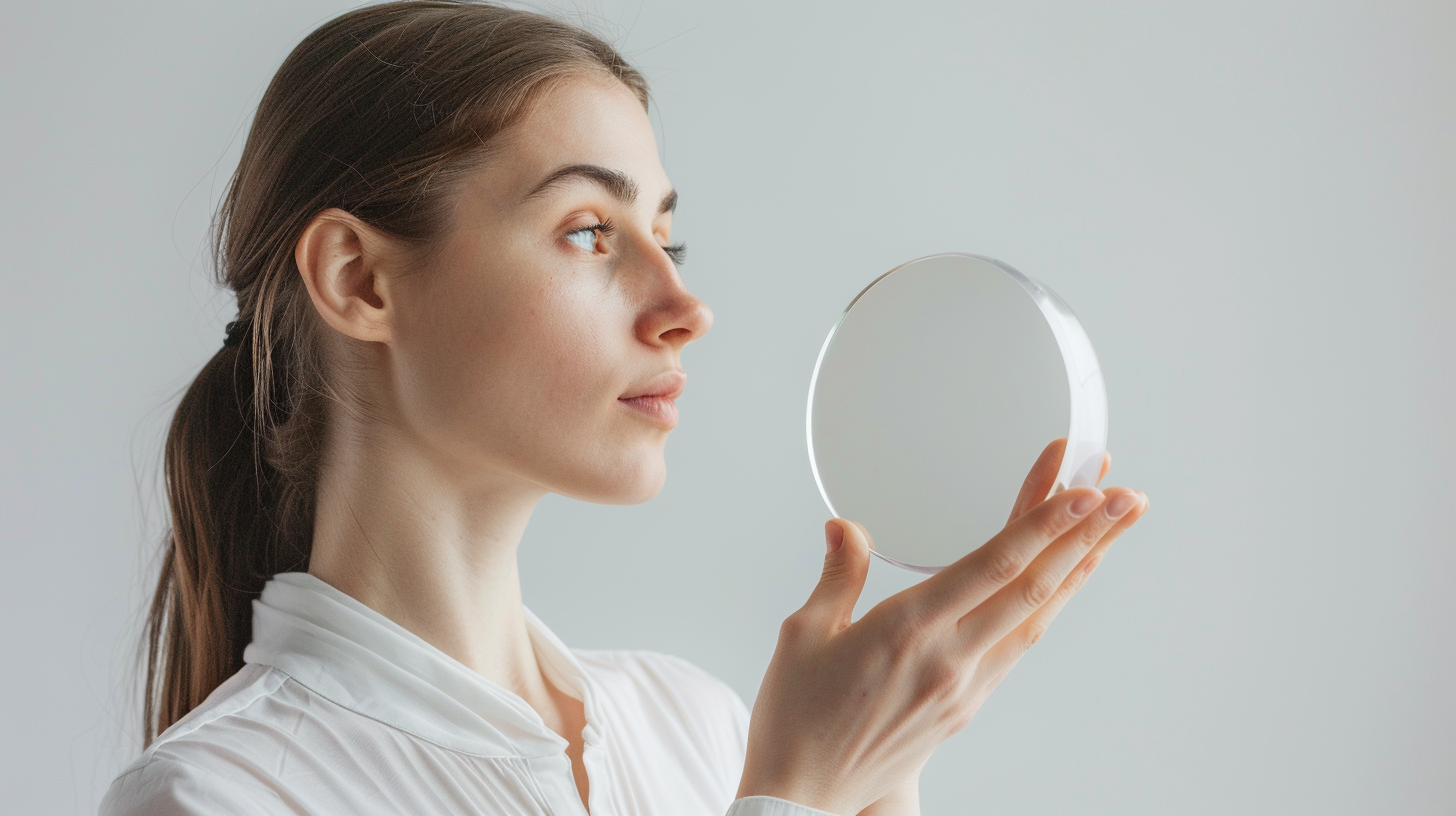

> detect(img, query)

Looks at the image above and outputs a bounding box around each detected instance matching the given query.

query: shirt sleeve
[726,795,846,816]
[98,756,294,816]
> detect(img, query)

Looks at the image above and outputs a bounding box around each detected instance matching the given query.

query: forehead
[474,75,668,211]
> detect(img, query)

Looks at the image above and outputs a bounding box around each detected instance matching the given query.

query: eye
[565,219,615,253]
[566,227,596,251]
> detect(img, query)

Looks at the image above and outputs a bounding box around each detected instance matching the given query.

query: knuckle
[1019,570,1061,609]
[884,614,932,663]
[1075,515,1110,550]
[951,711,975,735]
[865,601,940,671]
[777,611,808,644]
[1068,561,1095,591]
[918,655,964,700]
[1023,618,1050,649]
[1033,504,1075,542]
[948,699,978,734]
[878,596,929,639]
[980,547,1026,586]
[819,556,855,584]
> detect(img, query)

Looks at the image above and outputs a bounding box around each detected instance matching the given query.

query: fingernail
[1106,492,1139,518]
[825,520,844,555]
[1070,491,1103,517]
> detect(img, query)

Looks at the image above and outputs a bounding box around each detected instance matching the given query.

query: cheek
[511,292,617,421]
[392,265,632,473]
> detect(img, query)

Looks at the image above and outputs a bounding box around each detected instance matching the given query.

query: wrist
[736,777,847,816]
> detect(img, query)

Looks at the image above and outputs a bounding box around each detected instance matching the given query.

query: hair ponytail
[140,0,649,746]
[144,340,298,740]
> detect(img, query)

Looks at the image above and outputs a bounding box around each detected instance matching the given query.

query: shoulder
[99,664,299,816]
[98,752,293,816]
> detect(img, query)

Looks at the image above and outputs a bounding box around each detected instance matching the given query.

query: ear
[294,208,400,345]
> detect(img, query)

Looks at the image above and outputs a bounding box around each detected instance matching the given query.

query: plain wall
[2,1,1452,813]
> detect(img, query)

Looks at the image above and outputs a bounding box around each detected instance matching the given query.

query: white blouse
[99,571,833,816]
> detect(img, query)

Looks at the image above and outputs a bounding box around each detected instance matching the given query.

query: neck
[305,407,555,705]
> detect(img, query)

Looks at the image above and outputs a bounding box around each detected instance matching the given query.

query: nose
[657,291,713,348]
[632,246,713,349]
[637,282,713,349]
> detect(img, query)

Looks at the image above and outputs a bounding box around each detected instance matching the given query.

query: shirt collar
[241,571,597,758]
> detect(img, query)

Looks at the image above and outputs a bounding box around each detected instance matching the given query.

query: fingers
[798,519,875,633]
[1005,442,1112,523]
[916,485,1105,619]
[974,490,1147,681]
[852,520,875,552]
[1006,439,1067,524]
[955,488,1146,655]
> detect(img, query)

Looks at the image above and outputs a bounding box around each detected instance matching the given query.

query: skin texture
[290,71,1150,816]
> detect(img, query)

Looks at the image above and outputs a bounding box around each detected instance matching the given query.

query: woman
[101,2,1148,815]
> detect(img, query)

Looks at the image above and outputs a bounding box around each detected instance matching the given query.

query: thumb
[801,519,873,628]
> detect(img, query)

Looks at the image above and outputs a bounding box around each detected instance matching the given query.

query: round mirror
[806,253,1108,573]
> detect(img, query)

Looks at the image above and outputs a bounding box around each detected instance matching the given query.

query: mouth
[619,370,685,429]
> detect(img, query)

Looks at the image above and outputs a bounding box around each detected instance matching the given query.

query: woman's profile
[101,2,1147,814]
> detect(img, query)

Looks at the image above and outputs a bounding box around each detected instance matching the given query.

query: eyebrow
[521,163,678,216]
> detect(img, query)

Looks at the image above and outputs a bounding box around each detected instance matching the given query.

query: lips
[619,370,685,429]
[620,370,686,401]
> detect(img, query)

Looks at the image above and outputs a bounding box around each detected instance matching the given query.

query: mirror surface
[807,253,1107,573]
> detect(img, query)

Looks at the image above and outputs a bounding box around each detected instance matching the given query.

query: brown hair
[142,0,648,746]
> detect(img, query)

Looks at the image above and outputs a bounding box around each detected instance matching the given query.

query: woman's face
[386,74,711,504]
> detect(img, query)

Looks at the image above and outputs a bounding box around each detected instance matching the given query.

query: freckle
[860,690,868,701]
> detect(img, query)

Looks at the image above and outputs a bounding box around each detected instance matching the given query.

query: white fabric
[99,571,837,816]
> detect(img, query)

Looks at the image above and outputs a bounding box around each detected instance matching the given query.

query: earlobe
[294,208,395,345]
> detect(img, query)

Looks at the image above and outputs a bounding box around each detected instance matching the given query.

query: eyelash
[568,219,687,266]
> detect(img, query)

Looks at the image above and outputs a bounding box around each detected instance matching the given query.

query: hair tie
[223,319,249,348]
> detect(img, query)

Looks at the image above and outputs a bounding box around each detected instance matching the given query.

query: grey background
[2,1,1452,814]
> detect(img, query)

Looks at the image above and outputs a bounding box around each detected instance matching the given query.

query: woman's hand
[848,445,1117,816]
[738,440,1147,816]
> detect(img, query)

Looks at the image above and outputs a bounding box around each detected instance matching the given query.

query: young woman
[101,3,1148,815]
